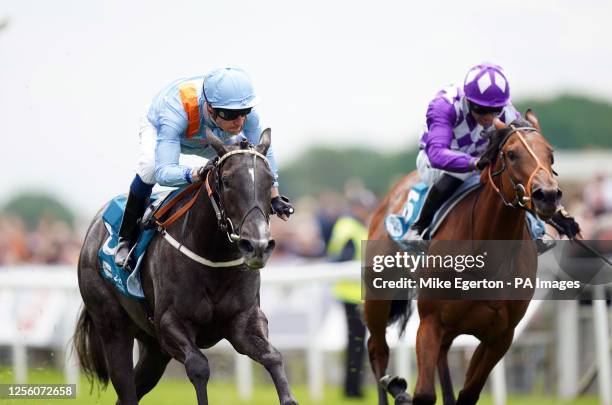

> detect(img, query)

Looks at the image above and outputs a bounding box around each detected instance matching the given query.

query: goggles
[214,107,252,121]
[468,100,504,116]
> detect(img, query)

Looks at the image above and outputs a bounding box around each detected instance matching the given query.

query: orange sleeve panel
[178,84,201,138]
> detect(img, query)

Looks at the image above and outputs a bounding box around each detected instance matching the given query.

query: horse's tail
[73,306,109,390]
[388,295,414,337]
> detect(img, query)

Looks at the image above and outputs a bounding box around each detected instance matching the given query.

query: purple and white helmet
[463,63,510,108]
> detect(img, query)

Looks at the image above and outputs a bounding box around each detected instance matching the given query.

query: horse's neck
[173,188,238,258]
[472,184,526,240]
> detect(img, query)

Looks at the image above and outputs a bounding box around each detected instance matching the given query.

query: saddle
[385,175,546,244]
[385,176,482,241]
[98,185,197,300]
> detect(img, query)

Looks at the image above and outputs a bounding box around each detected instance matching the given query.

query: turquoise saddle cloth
[97,188,183,300]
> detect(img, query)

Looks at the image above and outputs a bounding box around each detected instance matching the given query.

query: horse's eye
[550,155,555,165]
[221,176,230,187]
[506,150,517,161]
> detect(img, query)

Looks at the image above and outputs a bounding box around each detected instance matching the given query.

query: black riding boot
[408,174,464,237]
[115,191,147,269]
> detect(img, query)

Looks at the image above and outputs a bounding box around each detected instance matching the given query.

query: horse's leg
[413,317,442,405]
[364,300,391,405]
[134,337,171,400]
[94,315,138,405]
[456,332,513,405]
[227,308,297,405]
[158,312,210,405]
[438,343,456,405]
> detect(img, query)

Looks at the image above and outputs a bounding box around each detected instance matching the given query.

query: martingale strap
[161,230,245,267]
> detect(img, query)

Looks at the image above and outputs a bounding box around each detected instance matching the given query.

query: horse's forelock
[509,118,533,129]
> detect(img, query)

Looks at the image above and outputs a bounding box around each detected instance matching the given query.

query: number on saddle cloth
[385,183,429,240]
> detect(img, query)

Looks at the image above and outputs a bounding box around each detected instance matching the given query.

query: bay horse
[364,111,562,405]
[74,129,298,405]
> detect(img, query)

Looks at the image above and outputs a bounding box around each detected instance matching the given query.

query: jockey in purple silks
[405,63,520,240]
[405,63,580,244]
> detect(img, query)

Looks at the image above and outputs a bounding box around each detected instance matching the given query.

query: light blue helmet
[203,66,261,109]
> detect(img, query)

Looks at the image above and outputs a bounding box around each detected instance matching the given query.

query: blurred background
[1,1,612,404]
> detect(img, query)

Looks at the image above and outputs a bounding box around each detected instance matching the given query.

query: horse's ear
[205,128,228,157]
[256,128,271,156]
[525,109,542,132]
[493,118,506,130]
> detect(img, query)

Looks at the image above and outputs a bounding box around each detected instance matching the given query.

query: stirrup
[535,237,556,255]
[402,227,424,241]
[398,227,428,254]
[114,238,133,268]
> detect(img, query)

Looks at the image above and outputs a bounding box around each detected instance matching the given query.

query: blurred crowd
[270,178,377,261]
[579,174,612,239]
[0,215,83,266]
[1,173,611,267]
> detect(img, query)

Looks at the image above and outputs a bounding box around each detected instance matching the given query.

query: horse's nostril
[532,189,545,201]
[532,188,562,204]
[239,238,275,258]
[238,239,254,254]
[265,239,276,254]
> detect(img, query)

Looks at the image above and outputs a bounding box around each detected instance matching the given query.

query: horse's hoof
[395,392,412,405]
[379,375,408,396]
[281,400,298,405]
[380,375,408,397]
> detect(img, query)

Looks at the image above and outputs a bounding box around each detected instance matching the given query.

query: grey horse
[74,129,298,405]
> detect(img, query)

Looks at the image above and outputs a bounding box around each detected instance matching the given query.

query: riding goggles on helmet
[468,100,504,116]
[215,107,252,121]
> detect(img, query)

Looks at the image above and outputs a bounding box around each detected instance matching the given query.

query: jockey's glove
[194,159,217,182]
[474,156,490,171]
[548,208,581,239]
[271,195,294,218]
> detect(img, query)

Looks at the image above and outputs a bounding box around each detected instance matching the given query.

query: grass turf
[0,367,600,405]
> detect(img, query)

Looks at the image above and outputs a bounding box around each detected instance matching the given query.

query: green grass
[0,368,600,404]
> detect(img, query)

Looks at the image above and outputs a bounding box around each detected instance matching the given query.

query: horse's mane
[480,118,534,166]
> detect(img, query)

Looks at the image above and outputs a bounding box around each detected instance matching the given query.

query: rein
[486,126,553,210]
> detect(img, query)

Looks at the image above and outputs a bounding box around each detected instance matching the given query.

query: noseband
[205,146,270,243]
[486,126,554,210]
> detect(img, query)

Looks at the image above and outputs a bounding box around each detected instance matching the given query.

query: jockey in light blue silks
[114,67,294,268]
[405,63,580,243]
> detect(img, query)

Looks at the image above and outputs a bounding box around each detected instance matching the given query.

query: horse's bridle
[205,144,271,243]
[486,126,555,210]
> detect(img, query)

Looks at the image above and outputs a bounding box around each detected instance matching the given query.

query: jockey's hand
[271,195,294,221]
[193,159,217,182]
[474,156,490,171]
[548,208,581,239]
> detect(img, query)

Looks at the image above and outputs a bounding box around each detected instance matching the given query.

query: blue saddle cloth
[98,189,179,300]
[385,175,545,242]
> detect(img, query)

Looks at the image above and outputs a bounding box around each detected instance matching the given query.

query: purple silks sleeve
[423,97,476,173]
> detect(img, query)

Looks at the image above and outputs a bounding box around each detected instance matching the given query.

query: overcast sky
[1,0,611,216]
